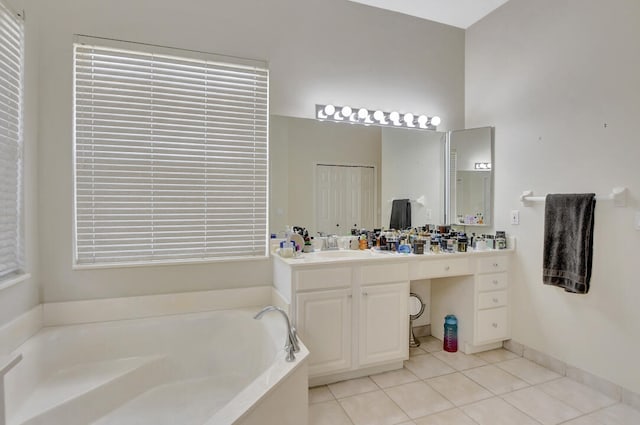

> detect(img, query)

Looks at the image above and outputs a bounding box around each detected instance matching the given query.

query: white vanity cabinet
[280,261,409,383]
[358,264,409,367]
[296,288,352,376]
[430,253,511,354]
[272,248,513,383]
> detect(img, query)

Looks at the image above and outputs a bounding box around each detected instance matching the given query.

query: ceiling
[348,0,510,29]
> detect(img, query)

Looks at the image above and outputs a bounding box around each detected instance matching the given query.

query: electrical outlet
[510,210,520,225]
[425,209,432,221]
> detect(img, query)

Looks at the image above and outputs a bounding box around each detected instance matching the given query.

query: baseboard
[0,305,43,355]
[503,339,639,410]
[413,324,431,337]
[43,286,273,326]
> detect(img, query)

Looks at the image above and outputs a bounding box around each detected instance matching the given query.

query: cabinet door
[358,282,409,367]
[296,288,352,376]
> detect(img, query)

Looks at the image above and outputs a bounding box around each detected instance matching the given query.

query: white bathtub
[4,308,309,425]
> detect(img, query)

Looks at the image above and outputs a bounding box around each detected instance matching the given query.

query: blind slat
[0,1,23,279]
[74,38,269,266]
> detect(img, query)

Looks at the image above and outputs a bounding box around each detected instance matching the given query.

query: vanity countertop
[273,247,514,267]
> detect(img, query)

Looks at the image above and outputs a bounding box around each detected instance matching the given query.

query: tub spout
[254,306,300,362]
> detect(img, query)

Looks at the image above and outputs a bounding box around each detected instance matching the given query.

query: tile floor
[308,337,640,425]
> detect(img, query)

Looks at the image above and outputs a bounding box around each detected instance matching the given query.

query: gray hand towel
[543,193,596,294]
[389,199,411,230]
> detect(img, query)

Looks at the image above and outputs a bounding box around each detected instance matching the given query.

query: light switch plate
[510,210,520,225]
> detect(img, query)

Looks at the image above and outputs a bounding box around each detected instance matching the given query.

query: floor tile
[309,400,353,425]
[418,336,443,353]
[339,390,410,425]
[501,386,582,425]
[384,381,453,419]
[404,354,455,379]
[410,347,428,357]
[426,372,493,406]
[584,403,640,424]
[309,385,335,404]
[370,368,419,389]
[462,365,529,395]
[475,348,519,364]
[496,357,561,385]
[537,377,617,413]
[329,376,379,399]
[414,408,478,425]
[432,351,487,371]
[461,397,540,425]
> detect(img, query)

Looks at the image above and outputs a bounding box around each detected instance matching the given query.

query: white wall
[0,0,40,327]
[466,0,640,393]
[381,128,445,227]
[24,0,464,302]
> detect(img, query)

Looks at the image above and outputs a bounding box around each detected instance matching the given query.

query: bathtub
[4,308,309,425]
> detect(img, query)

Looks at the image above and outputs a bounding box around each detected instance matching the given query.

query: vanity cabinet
[296,288,352,376]
[285,262,409,382]
[272,248,512,383]
[431,253,510,353]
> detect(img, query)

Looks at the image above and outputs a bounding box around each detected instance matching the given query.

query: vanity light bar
[315,104,441,130]
[474,162,492,170]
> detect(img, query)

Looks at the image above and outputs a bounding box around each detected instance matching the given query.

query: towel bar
[520,187,627,207]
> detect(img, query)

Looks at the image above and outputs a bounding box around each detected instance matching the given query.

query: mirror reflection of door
[316,164,375,235]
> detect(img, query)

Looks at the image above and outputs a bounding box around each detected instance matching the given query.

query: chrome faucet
[254,306,300,362]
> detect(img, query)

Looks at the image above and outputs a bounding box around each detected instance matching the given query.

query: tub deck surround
[4,308,309,425]
[273,247,514,385]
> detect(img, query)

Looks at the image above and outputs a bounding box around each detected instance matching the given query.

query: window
[0,2,24,280]
[73,37,268,266]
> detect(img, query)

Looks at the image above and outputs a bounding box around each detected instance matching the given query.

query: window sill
[72,255,270,271]
[0,273,32,292]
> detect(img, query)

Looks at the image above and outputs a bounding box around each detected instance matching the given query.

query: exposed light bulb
[417,115,428,128]
[403,113,415,125]
[373,110,384,122]
[357,108,368,119]
[430,116,441,126]
[341,106,352,117]
[324,104,335,116]
[389,111,400,122]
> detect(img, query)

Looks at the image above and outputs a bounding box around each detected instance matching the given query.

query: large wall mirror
[269,115,492,235]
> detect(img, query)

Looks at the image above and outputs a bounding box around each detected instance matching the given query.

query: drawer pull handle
[492,280,499,285]
[348,294,352,299]
[493,298,499,303]
[493,263,499,267]
[492,323,498,328]
[445,266,451,271]
[363,292,368,297]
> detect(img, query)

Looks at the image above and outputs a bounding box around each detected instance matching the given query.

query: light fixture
[474,162,492,170]
[315,104,441,130]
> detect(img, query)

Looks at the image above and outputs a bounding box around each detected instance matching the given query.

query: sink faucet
[254,306,300,362]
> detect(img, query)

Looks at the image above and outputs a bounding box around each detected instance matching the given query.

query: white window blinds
[73,37,269,266]
[0,2,24,280]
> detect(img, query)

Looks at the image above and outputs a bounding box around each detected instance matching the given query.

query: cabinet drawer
[476,307,509,343]
[412,257,470,279]
[477,256,508,274]
[477,273,508,292]
[296,267,351,291]
[361,263,408,285]
[477,290,508,309]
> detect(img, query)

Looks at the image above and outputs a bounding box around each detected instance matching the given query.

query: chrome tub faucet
[254,306,300,362]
